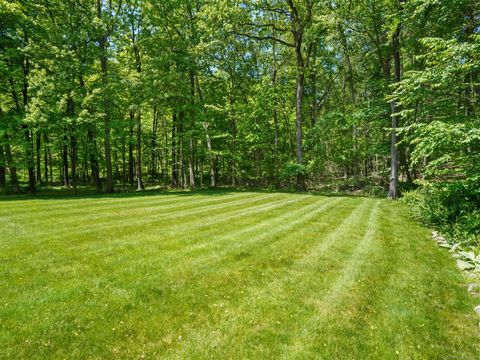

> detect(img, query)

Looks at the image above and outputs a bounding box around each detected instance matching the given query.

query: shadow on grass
[0,185,372,202]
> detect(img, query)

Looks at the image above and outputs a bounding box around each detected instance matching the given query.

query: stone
[475,305,480,315]
[438,243,451,249]
[467,283,480,294]
[457,260,475,271]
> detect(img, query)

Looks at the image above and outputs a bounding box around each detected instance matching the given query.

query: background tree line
[1,0,479,245]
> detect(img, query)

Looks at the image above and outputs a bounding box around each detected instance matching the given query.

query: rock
[475,305,480,315]
[459,251,476,262]
[467,283,480,294]
[435,236,447,242]
[457,260,475,271]
[432,231,438,238]
[438,243,451,249]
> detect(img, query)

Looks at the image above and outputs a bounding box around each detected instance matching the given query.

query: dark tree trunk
[62,137,69,187]
[4,141,20,193]
[0,145,6,187]
[36,131,41,183]
[43,133,49,183]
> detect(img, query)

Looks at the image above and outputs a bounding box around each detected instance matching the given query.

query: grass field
[0,190,479,359]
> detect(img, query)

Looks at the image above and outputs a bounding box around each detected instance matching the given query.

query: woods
[1,0,479,226]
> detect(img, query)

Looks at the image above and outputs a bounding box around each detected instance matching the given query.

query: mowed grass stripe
[175,196,341,270]
[165,198,371,357]
[10,192,254,226]
[0,194,310,286]
[77,193,312,260]
[0,193,270,246]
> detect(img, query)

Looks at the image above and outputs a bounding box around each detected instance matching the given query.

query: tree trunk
[171,113,178,187]
[43,133,49,183]
[62,138,69,187]
[295,44,306,191]
[4,141,20,193]
[388,22,401,199]
[0,145,6,187]
[128,110,135,185]
[36,131,41,183]
[203,122,215,187]
[87,126,102,193]
[97,0,113,193]
[136,109,144,190]
[189,72,196,189]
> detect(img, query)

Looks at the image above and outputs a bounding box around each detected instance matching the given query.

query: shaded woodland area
[1,0,479,240]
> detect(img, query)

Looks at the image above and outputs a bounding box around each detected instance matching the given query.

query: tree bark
[4,140,20,193]
[294,44,306,191]
[171,113,178,186]
[36,131,41,183]
[97,0,114,193]
[388,19,402,199]
[0,145,6,187]
[136,109,144,190]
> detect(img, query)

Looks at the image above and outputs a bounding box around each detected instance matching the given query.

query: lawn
[0,191,479,359]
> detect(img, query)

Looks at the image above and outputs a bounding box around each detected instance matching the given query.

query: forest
[2,0,479,248]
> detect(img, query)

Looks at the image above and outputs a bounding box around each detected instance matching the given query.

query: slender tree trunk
[295,44,306,191]
[150,105,158,178]
[388,22,401,199]
[36,131,41,183]
[171,113,178,186]
[97,0,113,193]
[136,109,144,190]
[4,141,20,193]
[62,137,69,187]
[0,145,6,187]
[128,110,135,185]
[43,133,49,183]
[203,122,215,187]
[87,126,102,193]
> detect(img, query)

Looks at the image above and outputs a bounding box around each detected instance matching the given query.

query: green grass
[0,190,479,359]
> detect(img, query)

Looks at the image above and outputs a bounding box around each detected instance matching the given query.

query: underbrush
[403,181,480,251]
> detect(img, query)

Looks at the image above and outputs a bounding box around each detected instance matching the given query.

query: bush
[403,182,480,249]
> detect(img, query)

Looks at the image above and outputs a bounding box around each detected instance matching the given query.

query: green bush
[403,182,480,249]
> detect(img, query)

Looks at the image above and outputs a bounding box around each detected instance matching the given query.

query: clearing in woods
[0,191,479,359]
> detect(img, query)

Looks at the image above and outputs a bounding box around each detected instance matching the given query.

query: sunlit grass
[0,190,478,359]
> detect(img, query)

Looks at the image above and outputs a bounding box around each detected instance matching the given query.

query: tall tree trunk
[87,126,102,193]
[150,105,158,178]
[171,113,178,186]
[294,43,306,191]
[4,141,20,193]
[203,122,215,187]
[136,109,144,190]
[21,53,35,194]
[128,110,135,185]
[0,145,6,187]
[189,72,196,189]
[62,137,69,187]
[36,131,41,183]
[43,133,49,183]
[388,20,401,199]
[97,0,114,193]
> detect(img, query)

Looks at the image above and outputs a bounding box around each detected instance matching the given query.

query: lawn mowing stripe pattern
[1,192,479,360]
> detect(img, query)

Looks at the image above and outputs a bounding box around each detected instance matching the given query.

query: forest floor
[0,190,479,359]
